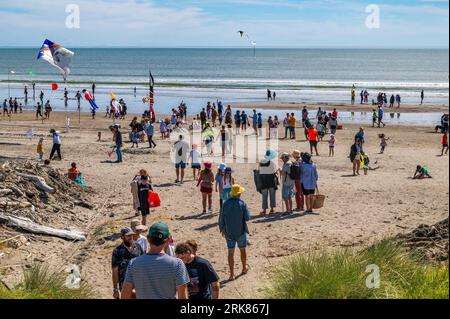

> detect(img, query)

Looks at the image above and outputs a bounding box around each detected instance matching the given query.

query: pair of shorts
[301,184,315,196]
[191,163,201,169]
[200,186,213,194]
[443,144,449,148]
[175,161,186,169]
[226,233,248,250]
[309,140,318,147]
[282,184,294,200]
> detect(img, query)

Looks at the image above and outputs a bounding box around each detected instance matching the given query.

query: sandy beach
[0,108,448,299]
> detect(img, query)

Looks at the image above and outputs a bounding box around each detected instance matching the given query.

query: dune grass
[0,263,94,299]
[265,240,449,299]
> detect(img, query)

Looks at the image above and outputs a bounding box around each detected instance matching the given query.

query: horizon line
[0,46,448,50]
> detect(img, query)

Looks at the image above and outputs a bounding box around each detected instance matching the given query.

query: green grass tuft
[265,240,449,299]
[0,263,95,299]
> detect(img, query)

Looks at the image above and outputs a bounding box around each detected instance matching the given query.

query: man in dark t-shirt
[111,227,144,299]
[175,242,220,300]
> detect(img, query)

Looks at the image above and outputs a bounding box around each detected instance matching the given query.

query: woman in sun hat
[197,161,215,214]
[218,166,235,212]
[219,184,250,281]
[258,149,279,216]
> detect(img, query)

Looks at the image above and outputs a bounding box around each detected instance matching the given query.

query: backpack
[289,162,301,180]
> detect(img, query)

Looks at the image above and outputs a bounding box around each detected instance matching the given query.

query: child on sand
[37,137,44,160]
[188,144,201,180]
[362,153,370,175]
[328,134,335,157]
[131,127,139,148]
[197,161,214,214]
[67,162,86,185]
[413,165,432,179]
[379,134,390,154]
[441,133,448,156]
[160,121,167,140]
[372,109,378,128]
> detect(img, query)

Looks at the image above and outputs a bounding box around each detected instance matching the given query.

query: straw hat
[229,184,245,197]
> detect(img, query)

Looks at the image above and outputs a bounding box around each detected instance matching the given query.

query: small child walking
[160,121,167,140]
[362,153,370,175]
[379,134,390,154]
[328,134,335,157]
[37,137,44,160]
[131,127,139,148]
[441,132,448,156]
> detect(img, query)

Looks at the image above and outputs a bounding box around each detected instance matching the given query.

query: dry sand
[0,109,448,299]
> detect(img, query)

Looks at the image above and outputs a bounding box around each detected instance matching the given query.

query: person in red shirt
[306,126,319,156]
[67,162,80,181]
[332,108,338,120]
[441,132,448,156]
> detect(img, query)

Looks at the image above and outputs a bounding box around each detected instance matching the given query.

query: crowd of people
[351,88,404,108]
[3,82,447,300]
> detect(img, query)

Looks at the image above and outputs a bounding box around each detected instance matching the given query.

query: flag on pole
[37,39,74,80]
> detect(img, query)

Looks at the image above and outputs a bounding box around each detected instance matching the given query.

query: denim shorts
[175,161,186,169]
[282,184,294,200]
[226,233,248,250]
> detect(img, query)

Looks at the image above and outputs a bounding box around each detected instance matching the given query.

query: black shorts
[301,184,315,195]
[191,163,201,169]
[443,144,449,148]
[309,140,318,147]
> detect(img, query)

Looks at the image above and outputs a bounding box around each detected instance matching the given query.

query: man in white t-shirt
[173,135,190,184]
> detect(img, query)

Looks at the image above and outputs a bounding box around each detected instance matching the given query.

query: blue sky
[0,0,448,48]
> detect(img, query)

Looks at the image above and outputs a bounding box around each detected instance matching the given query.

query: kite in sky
[37,39,74,81]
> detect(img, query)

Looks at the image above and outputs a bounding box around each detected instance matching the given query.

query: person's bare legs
[314,145,319,156]
[141,215,147,226]
[180,168,185,182]
[201,193,207,213]
[208,194,212,212]
[353,161,357,176]
[176,167,180,181]
[239,248,248,274]
[228,249,235,280]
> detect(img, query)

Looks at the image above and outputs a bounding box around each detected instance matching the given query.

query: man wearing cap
[121,222,190,299]
[131,220,149,253]
[111,227,144,299]
[219,184,250,281]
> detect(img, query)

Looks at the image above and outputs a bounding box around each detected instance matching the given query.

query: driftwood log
[0,213,86,241]
[15,172,55,193]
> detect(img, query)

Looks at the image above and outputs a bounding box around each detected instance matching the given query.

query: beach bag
[148,192,161,208]
[289,162,301,180]
[253,170,263,193]
[313,187,325,209]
